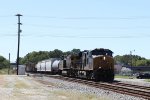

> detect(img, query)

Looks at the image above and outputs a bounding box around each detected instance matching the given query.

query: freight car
[25,62,37,72]
[59,48,114,81]
[35,58,60,74]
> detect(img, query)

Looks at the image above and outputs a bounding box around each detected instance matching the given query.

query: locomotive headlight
[103,57,106,60]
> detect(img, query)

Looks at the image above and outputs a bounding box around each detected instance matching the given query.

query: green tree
[136,60,147,66]
[49,49,63,58]
[114,55,150,67]
[71,49,81,54]
[21,51,50,64]
[0,55,9,68]
[21,49,64,64]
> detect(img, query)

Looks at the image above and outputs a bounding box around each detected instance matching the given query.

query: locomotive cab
[91,48,114,81]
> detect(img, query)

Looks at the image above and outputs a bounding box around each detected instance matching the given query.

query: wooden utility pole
[16,14,22,75]
[8,53,10,74]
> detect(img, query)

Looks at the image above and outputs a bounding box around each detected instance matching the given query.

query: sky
[0,0,150,62]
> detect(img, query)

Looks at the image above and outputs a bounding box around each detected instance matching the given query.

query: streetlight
[130,50,135,75]
[130,50,135,67]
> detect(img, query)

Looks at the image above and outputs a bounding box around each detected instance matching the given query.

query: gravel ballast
[115,78,150,87]
[34,76,147,100]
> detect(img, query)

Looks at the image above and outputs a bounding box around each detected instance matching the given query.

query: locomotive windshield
[91,49,113,56]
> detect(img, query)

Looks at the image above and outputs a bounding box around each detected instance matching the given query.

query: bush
[120,67,132,76]
[0,55,9,68]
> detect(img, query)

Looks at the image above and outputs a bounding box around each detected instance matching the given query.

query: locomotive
[26,48,114,81]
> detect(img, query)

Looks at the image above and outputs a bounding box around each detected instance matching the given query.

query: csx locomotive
[26,48,114,81]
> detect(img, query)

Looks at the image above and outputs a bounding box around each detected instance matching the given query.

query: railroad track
[29,73,150,99]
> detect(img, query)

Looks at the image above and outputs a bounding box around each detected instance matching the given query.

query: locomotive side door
[82,52,87,69]
[82,51,90,70]
[82,51,93,70]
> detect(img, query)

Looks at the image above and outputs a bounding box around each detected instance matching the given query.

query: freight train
[26,48,114,81]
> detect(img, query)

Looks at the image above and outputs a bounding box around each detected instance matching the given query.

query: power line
[0,34,17,37]
[1,34,150,39]
[1,34,149,38]
[0,15,13,17]
[1,33,150,38]
[25,24,150,29]
[34,35,150,38]
[24,15,150,20]
[1,15,150,20]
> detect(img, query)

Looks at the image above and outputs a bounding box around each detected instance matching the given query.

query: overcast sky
[0,0,150,62]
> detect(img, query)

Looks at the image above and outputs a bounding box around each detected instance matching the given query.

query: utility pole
[16,14,22,75]
[8,53,10,75]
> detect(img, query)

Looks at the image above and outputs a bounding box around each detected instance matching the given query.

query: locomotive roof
[92,48,113,53]
[82,48,113,53]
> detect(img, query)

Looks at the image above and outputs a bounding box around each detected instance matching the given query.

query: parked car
[136,73,150,79]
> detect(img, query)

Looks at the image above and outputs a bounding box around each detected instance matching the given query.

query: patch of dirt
[0,75,105,100]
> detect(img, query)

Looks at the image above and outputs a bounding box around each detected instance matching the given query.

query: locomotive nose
[103,56,106,60]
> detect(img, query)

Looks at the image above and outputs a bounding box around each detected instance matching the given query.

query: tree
[114,55,131,66]
[49,49,63,58]
[21,49,64,64]
[135,59,150,66]
[114,55,150,67]
[71,49,81,54]
[0,55,9,68]
[21,51,50,64]
[63,51,71,56]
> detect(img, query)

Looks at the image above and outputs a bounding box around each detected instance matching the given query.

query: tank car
[52,59,60,74]
[35,58,60,74]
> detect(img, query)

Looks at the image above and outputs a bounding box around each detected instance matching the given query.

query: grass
[145,79,150,82]
[115,75,135,79]
[0,68,16,75]
[15,81,30,88]
[52,90,107,100]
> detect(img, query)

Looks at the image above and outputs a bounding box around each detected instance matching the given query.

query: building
[125,66,150,73]
[114,64,122,74]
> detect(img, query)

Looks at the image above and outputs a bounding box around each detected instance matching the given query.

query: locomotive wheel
[110,71,114,81]
[67,70,71,76]
[86,71,93,80]
[107,70,114,81]
[58,70,62,75]
[71,70,78,78]
[94,70,101,82]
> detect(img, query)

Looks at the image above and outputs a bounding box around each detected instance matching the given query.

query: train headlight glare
[103,57,106,60]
